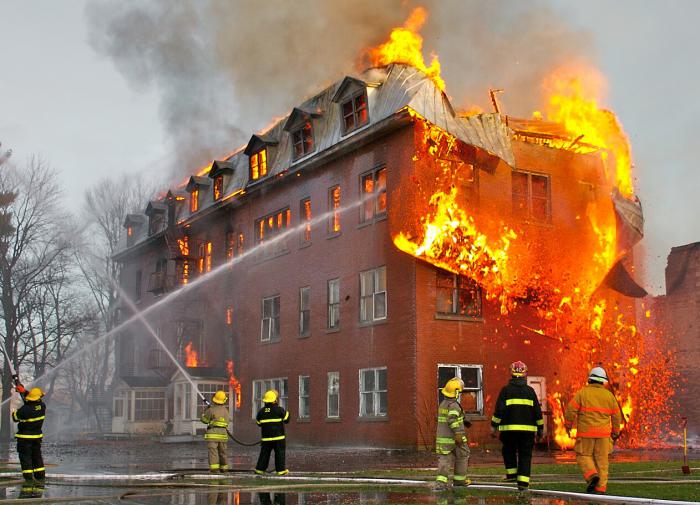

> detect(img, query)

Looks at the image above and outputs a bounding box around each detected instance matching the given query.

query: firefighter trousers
[206,441,228,472]
[575,437,611,492]
[17,439,44,481]
[436,444,470,484]
[256,440,287,474]
[500,431,535,488]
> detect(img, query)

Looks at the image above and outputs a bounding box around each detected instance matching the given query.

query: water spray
[0,343,21,390]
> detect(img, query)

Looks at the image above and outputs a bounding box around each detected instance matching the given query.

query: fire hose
[198,393,260,447]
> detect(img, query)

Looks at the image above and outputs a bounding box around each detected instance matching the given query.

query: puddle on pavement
[0,486,601,505]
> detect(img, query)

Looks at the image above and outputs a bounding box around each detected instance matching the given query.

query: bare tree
[0,157,70,444]
[65,174,155,432]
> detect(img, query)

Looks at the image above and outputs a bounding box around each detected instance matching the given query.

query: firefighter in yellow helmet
[435,378,470,490]
[200,390,230,473]
[12,385,46,482]
[254,390,290,475]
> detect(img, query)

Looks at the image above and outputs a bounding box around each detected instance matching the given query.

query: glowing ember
[184,342,199,367]
[225,360,242,409]
[368,7,445,91]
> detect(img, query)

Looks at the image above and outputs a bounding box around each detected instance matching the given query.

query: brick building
[653,242,700,437]
[113,64,634,446]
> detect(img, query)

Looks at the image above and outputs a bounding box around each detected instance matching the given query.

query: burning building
[112,54,663,447]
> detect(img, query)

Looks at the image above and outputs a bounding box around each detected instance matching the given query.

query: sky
[0,0,698,295]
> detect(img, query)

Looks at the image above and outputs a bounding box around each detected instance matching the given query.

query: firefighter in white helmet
[435,377,470,490]
[200,390,230,473]
[564,366,622,495]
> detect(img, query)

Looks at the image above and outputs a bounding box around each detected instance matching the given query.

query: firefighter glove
[454,434,466,446]
[490,427,498,439]
[611,433,620,441]
[16,384,25,394]
[463,419,472,429]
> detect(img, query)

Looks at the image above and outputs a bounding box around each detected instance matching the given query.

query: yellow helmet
[262,390,278,403]
[441,378,464,399]
[212,390,228,405]
[26,388,44,402]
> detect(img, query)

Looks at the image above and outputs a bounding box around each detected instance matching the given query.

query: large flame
[225,360,242,409]
[368,7,445,92]
[184,342,199,367]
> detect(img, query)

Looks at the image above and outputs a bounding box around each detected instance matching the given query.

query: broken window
[261,295,280,342]
[437,364,484,416]
[300,197,312,245]
[256,208,290,257]
[359,367,387,417]
[327,278,340,330]
[436,269,482,318]
[299,286,310,338]
[327,372,340,418]
[328,186,341,234]
[360,266,387,323]
[360,167,387,223]
[512,171,550,223]
[213,175,224,201]
[292,121,314,159]
[190,187,199,213]
[249,148,268,181]
[341,91,369,133]
[252,378,288,418]
[298,375,310,420]
[134,390,165,421]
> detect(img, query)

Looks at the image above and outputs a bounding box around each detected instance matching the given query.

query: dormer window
[284,107,320,161]
[250,148,267,180]
[190,188,199,213]
[292,122,314,160]
[124,214,146,246]
[213,175,223,200]
[342,91,368,133]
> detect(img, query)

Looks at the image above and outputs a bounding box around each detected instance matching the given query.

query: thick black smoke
[85,0,593,180]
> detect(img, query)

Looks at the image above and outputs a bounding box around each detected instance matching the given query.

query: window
[299,286,310,338]
[190,187,199,213]
[328,186,341,234]
[213,175,224,200]
[327,278,340,330]
[299,375,310,419]
[360,167,387,222]
[436,270,482,318]
[204,241,212,273]
[327,372,340,418]
[292,122,314,159]
[250,148,268,181]
[226,307,233,326]
[226,231,235,261]
[360,266,387,323]
[237,232,244,256]
[149,213,164,236]
[196,241,212,274]
[300,198,312,244]
[135,270,142,301]
[252,378,288,418]
[261,295,280,342]
[438,364,484,416]
[359,367,387,417]
[256,208,291,247]
[341,91,369,133]
[113,396,124,417]
[197,383,225,417]
[134,390,165,421]
[512,171,550,222]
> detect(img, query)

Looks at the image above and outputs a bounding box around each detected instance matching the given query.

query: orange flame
[225,360,242,409]
[368,7,445,91]
[184,342,199,367]
[549,393,576,450]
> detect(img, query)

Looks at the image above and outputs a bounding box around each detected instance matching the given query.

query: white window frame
[298,375,310,420]
[360,266,387,323]
[360,166,387,223]
[327,278,340,329]
[359,367,388,417]
[327,372,340,419]
[252,377,288,419]
[437,363,484,416]
[261,295,280,342]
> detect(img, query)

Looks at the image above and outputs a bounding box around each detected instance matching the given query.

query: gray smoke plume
[85,0,593,180]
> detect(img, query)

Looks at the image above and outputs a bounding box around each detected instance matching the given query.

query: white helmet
[588,366,609,383]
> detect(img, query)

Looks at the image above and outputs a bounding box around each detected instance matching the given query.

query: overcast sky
[0,1,697,295]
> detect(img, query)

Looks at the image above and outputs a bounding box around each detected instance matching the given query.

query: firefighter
[12,385,46,482]
[490,361,543,491]
[200,390,230,473]
[564,366,622,495]
[254,389,290,476]
[435,377,470,490]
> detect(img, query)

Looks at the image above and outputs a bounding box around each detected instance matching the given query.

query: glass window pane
[364,392,374,415]
[531,175,548,198]
[374,292,386,319]
[377,369,387,390]
[460,367,479,389]
[375,267,386,291]
[531,197,548,221]
[438,367,457,390]
[436,287,454,314]
[378,391,387,415]
[363,370,375,391]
